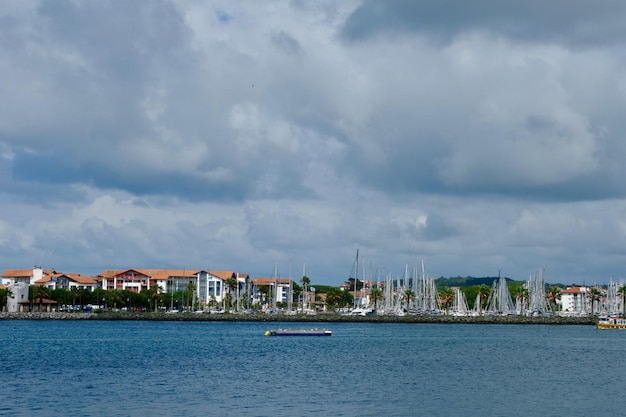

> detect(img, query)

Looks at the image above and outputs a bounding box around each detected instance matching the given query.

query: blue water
[1,321,624,416]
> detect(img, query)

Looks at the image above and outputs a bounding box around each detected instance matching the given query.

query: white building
[5,282,29,313]
[560,286,589,315]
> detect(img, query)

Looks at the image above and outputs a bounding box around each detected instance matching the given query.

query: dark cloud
[341,0,626,47]
[271,31,303,56]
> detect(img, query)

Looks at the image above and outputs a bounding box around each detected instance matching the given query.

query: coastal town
[1,265,624,321]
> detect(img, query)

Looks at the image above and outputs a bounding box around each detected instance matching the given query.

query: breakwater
[0,311,597,325]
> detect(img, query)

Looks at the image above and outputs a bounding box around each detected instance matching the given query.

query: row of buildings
[1,266,616,316]
[0,266,306,313]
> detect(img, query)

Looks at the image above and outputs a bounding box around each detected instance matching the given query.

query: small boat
[264,329,332,337]
[597,316,626,329]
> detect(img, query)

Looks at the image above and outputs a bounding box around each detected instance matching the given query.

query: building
[35,273,97,291]
[249,277,292,308]
[1,267,54,286]
[96,268,250,310]
[5,282,29,313]
[560,286,589,314]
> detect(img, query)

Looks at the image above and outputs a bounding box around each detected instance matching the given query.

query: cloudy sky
[2,0,626,285]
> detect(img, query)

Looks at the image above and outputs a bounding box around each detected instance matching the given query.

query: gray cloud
[341,0,626,47]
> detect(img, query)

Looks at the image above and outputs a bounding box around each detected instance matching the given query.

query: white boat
[347,307,374,316]
[264,329,332,336]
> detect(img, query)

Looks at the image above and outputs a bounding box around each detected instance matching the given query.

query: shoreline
[0,311,597,325]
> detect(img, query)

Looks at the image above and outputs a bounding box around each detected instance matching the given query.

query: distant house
[20,297,58,313]
[35,273,97,292]
[196,270,231,306]
[98,269,154,293]
[96,268,249,310]
[249,277,292,308]
[5,282,29,313]
[1,267,55,286]
[1,268,94,312]
[560,286,589,314]
[97,269,195,293]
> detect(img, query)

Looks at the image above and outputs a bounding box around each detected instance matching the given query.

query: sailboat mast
[354,250,359,310]
[302,262,307,312]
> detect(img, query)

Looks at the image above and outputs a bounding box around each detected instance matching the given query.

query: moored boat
[264,329,332,336]
[597,316,626,329]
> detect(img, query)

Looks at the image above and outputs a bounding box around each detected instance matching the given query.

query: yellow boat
[597,316,626,329]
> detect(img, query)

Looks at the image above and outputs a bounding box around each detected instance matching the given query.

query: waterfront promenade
[0,311,597,325]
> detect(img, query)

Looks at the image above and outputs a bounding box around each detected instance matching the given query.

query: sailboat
[347,250,373,316]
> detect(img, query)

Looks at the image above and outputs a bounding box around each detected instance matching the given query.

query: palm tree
[185,282,197,311]
[325,287,343,311]
[32,285,50,312]
[301,276,310,311]
[546,286,562,313]
[370,285,384,312]
[108,290,124,311]
[516,287,530,315]
[0,287,14,312]
[617,285,626,318]
[77,287,89,310]
[438,287,454,314]
[402,288,416,312]
[588,287,603,316]
[258,285,270,308]
[225,278,238,311]
[70,287,80,311]
[148,284,163,312]
[476,284,491,315]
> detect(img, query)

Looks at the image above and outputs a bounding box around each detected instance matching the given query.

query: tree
[91,288,107,310]
[347,277,364,291]
[325,287,343,311]
[370,285,384,312]
[588,287,602,316]
[77,287,89,309]
[618,285,626,318]
[208,295,217,309]
[225,278,238,311]
[32,285,50,312]
[69,287,80,311]
[403,288,416,312]
[257,285,270,308]
[148,284,163,312]
[0,287,13,312]
[185,282,197,311]
[301,276,310,311]
[516,287,530,315]
[291,282,302,309]
[546,286,562,313]
[340,290,354,308]
[476,284,491,315]
[108,290,124,310]
[438,287,454,313]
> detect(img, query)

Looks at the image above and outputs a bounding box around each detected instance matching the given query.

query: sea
[1,320,624,417]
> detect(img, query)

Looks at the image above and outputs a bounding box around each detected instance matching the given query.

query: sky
[2,0,626,286]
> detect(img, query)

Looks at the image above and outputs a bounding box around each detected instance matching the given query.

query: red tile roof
[1,269,33,277]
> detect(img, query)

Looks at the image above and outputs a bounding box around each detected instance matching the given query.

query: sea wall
[0,311,597,325]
